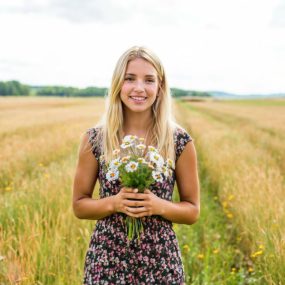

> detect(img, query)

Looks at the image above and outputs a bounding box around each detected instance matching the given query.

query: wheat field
[0,96,284,284]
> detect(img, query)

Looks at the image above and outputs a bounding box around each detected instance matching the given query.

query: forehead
[125,58,157,76]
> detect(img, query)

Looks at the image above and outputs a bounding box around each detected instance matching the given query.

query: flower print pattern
[84,126,192,284]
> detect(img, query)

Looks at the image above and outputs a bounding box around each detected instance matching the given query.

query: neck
[122,109,153,138]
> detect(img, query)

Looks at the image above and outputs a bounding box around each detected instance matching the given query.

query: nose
[134,80,144,92]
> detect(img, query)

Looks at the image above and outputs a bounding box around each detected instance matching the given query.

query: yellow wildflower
[228,194,235,201]
[197,254,204,259]
[248,267,254,273]
[251,250,263,258]
[227,213,233,219]
[213,248,219,254]
[183,245,190,253]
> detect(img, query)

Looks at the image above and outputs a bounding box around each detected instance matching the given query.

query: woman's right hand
[112,187,146,216]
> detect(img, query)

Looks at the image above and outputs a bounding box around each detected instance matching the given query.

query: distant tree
[171,88,211,97]
[0,82,7,95]
[0,80,30,95]
[171,88,190,97]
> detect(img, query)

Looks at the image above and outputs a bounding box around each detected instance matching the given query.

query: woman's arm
[72,133,115,220]
[72,133,144,220]
[124,141,200,225]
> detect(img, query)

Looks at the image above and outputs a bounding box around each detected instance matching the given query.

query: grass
[0,96,284,284]
[174,98,285,284]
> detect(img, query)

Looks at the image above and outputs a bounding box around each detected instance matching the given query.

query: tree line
[0,80,211,97]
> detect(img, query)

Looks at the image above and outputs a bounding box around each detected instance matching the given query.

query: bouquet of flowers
[105,135,174,241]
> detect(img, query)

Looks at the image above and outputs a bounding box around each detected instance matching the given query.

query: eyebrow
[125,73,156,78]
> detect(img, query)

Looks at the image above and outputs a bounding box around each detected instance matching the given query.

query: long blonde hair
[96,46,177,163]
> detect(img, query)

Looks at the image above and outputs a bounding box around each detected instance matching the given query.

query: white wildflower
[162,166,169,178]
[152,170,164,183]
[137,157,146,164]
[109,158,122,169]
[121,156,131,163]
[125,161,138,172]
[148,146,158,152]
[123,135,137,143]
[136,144,146,150]
[120,141,133,149]
[166,159,174,169]
[106,169,119,181]
[149,152,164,168]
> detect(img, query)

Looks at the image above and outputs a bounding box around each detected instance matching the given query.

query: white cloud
[0,0,284,94]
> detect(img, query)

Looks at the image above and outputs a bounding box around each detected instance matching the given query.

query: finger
[121,187,132,193]
[144,189,151,194]
[123,200,145,207]
[126,206,148,214]
[124,193,147,200]
[122,187,139,193]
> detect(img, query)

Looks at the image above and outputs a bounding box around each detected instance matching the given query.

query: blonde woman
[73,46,200,284]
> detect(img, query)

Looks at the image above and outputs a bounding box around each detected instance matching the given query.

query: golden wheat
[174,99,285,284]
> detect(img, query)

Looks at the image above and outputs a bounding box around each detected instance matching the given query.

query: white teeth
[130,96,146,101]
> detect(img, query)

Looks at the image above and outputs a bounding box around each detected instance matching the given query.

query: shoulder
[85,125,104,160]
[173,124,193,142]
[86,125,103,141]
[173,124,193,163]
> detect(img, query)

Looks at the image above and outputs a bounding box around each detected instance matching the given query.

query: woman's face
[120,58,159,115]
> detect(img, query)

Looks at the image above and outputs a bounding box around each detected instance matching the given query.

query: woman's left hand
[123,189,166,218]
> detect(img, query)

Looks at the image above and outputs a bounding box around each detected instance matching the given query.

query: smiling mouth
[129,96,147,102]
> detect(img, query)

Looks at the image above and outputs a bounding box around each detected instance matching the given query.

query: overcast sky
[0,0,284,95]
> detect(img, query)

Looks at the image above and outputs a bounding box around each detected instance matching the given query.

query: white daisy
[162,166,169,178]
[120,141,133,149]
[152,170,164,183]
[109,158,122,169]
[148,146,158,152]
[137,157,146,164]
[149,152,164,168]
[136,144,146,150]
[125,161,138,172]
[121,156,131,163]
[166,159,174,169]
[106,169,119,181]
[123,135,137,143]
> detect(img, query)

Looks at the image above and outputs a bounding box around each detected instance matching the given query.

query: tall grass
[0,97,284,284]
[0,97,103,284]
[175,99,285,284]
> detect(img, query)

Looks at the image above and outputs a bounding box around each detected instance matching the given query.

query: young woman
[72,46,200,284]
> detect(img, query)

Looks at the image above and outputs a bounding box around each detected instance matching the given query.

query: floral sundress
[83,126,192,285]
